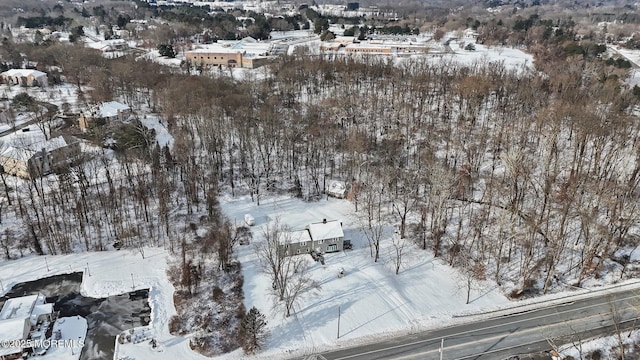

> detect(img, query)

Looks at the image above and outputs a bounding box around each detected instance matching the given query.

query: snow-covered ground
[0,37,630,359]
[1,195,639,360]
[140,115,174,148]
[441,39,533,70]
[556,328,640,359]
[115,326,166,360]
[0,83,85,113]
[218,194,513,358]
[611,45,640,68]
[137,49,183,67]
[608,46,640,88]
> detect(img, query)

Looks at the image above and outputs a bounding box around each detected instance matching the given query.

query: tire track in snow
[341,264,416,337]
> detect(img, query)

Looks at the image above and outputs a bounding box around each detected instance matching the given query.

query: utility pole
[131,273,135,289]
[86,262,91,276]
[337,305,341,339]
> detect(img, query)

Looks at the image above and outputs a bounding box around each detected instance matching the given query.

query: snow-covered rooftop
[84,38,128,51]
[42,316,87,360]
[94,101,130,118]
[189,38,272,57]
[0,293,48,357]
[0,126,71,160]
[1,69,47,78]
[31,303,53,321]
[279,229,312,245]
[327,180,347,197]
[309,219,344,241]
[0,318,28,357]
[0,293,43,320]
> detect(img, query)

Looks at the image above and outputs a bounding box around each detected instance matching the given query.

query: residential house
[0,126,81,178]
[0,69,48,87]
[79,101,131,131]
[0,293,54,360]
[279,229,313,256]
[308,219,345,253]
[96,39,129,52]
[278,219,345,256]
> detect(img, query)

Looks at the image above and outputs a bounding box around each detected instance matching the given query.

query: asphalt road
[302,285,640,360]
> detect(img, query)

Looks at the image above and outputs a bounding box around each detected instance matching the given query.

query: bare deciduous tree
[255,221,321,316]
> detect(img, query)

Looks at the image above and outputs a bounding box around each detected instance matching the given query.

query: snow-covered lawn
[140,115,174,148]
[443,39,533,69]
[137,49,183,67]
[218,195,512,359]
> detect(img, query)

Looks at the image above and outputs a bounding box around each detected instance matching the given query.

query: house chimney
[323,219,327,224]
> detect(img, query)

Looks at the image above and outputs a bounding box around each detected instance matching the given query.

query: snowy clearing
[218,195,513,359]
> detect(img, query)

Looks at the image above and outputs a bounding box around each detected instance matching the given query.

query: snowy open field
[442,38,533,69]
[218,194,513,358]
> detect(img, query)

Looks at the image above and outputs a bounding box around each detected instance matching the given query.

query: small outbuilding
[326,180,347,198]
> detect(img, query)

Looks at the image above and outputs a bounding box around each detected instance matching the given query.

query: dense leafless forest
[2,42,638,293]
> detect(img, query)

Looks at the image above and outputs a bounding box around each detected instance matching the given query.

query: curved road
[301,285,640,360]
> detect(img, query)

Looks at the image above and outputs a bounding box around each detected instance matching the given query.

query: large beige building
[186,38,272,69]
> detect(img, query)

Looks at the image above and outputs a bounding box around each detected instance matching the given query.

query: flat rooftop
[0,294,41,321]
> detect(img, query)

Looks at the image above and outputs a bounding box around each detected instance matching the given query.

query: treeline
[17,15,72,29]
[157,6,275,40]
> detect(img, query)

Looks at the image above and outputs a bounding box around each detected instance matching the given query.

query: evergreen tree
[240,307,268,354]
[157,44,176,58]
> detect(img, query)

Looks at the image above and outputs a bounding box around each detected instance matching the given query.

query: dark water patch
[0,272,150,360]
